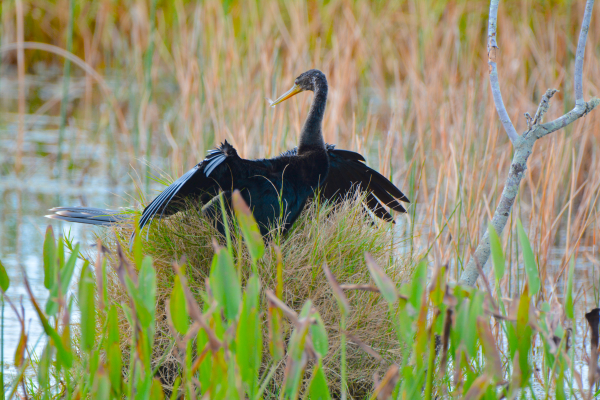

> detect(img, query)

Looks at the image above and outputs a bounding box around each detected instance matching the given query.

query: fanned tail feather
[46,207,130,226]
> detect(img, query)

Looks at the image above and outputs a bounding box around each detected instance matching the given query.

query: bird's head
[270,69,327,107]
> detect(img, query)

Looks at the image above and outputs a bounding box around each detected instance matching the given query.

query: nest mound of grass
[101,193,413,396]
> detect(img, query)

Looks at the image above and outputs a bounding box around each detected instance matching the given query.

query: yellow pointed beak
[270,83,303,107]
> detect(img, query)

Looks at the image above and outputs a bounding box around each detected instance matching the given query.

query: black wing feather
[329,161,405,215]
[322,146,409,221]
[137,140,239,234]
[365,193,395,222]
[138,165,200,231]
[328,148,366,162]
[359,165,410,203]
[365,184,407,213]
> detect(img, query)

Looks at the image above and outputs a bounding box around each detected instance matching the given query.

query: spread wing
[47,142,408,234]
[46,140,279,240]
[281,144,409,222]
[45,141,243,232]
[322,145,409,222]
[137,140,243,232]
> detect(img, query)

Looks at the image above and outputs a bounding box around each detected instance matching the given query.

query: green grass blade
[488,223,505,282]
[232,190,265,264]
[409,260,427,309]
[46,242,79,316]
[365,253,397,305]
[170,275,189,335]
[42,226,56,290]
[24,279,72,367]
[106,306,123,395]
[516,285,532,385]
[236,279,262,399]
[169,377,181,400]
[139,256,156,316]
[321,262,349,316]
[0,259,9,293]
[77,262,96,352]
[565,258,575,319]
[308,360,332,400]
[133,225,143,269]
[150,378,165,400]
[210,246,241,321]
[517,219,540,295]
[310,312,329,359]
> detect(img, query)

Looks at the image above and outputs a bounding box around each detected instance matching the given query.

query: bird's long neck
[298,82,327,152]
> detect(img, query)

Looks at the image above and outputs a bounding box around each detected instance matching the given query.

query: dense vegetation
[1,0,600,398]
[0,192,591,399]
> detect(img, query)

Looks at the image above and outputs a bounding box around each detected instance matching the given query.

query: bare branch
[575,0,595,105]
[488,0,520,144]
[537,98,600,139]
[535,0,599,139]
[459,0,598,287]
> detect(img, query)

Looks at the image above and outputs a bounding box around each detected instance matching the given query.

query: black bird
[47,69,409,237]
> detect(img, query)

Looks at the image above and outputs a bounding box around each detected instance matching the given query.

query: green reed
[0,193,596,399]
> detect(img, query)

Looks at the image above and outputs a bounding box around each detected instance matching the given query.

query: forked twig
[532,89,558,125]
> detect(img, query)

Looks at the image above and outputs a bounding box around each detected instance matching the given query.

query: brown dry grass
[3,0,600,393]
[3,0,599,298]
[98,193,412,395]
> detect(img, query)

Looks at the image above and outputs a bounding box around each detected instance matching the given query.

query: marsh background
[0,0,599,374]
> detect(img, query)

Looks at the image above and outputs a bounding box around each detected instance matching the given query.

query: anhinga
[47,69,409,236]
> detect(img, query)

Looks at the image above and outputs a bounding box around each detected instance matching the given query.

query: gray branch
[537,98,600,139]
[575,0,595,105]
[459,0,598,287]
[487,0,520,144]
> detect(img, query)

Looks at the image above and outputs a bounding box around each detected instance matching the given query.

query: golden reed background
[1,0,599,296]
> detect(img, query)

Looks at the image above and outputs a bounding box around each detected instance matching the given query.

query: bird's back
[229,146,329,234]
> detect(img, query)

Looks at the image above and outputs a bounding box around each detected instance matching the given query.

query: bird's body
[48,70,409,237]
[160,140,330,235]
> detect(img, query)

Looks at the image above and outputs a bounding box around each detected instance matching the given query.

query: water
[0,162,134,372]
[0,70,148,372]
[0,189,87,364]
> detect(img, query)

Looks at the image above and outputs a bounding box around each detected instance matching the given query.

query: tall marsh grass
[1,0,600,398]
[0,192,593,398]
[101,193,412,396]
[1,0,598,293]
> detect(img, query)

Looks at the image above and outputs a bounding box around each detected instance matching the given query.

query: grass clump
[1,197,590,399]
[101,192,413,396]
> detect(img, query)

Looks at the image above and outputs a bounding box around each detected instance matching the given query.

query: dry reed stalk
[3,0,600,298]
[14,0,25,175]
